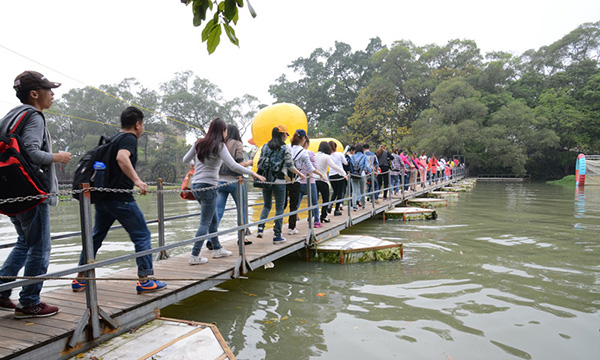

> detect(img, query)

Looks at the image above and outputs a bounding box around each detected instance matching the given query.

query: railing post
[69,183,118,348]
[401,168,405,200]
[156,178,169,261]
[244,177,250,236]
[305,174,315,246]
[346,175,352,226]
[236,177,247,276]
[387,170,392,208]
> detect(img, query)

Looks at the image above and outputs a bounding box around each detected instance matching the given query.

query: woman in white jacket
[315,141,347,223]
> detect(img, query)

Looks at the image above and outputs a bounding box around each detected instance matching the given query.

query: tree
[181,0,257,54]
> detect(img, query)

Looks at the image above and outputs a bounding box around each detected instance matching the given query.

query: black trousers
[378,166,391,198]
[316,180,330,221]
[329,174,345,211]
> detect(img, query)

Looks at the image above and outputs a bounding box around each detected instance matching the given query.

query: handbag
[180,167,195,200]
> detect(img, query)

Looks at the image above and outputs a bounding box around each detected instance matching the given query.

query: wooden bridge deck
[0,177,465,360]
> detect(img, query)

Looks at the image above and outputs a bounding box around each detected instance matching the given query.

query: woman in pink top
[411,153,425,190]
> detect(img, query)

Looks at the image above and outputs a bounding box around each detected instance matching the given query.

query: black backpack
[0,109,51,216]
[72,133,125,202]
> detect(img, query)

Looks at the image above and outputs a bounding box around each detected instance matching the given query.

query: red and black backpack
[0,109,51,216]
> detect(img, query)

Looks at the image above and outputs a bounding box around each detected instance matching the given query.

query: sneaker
[314,222,323,228]
[334,210,343,216]
[14,302,59,319]
[0,297,16,311]
[213,248,232,258]
[273,236,287,244]
[136,278,167,294]
[353,206,358,211]
[71,279,86,292]
[189,255,208,265]
[257,230,264,238]
[287,228,299,235]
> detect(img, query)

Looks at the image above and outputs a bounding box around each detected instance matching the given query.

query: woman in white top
[183,118,265,265]
[328,141,348,215]
[315,141,347,222]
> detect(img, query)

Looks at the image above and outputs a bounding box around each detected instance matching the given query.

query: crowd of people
[0,77,462,320]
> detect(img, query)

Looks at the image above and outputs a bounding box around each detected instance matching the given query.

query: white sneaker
[287,228,299,235]
[212,248,232,258]
[189,255,208,265]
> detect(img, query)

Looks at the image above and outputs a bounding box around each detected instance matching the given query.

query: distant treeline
[46,21,600,181]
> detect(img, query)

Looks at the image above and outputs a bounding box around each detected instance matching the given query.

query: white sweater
[314,152,346,181]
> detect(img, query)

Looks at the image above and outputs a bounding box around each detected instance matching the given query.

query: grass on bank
[547,175,576,186]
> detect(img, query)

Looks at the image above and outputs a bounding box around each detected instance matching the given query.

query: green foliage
[183,0,256,54]
[547,175,576,186]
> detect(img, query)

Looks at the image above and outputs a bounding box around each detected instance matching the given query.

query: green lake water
[1,182,599,359]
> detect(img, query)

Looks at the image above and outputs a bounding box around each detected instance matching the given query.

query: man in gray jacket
[0,71,71,318]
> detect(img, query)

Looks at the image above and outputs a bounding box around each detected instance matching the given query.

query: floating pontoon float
[314,235,403,264]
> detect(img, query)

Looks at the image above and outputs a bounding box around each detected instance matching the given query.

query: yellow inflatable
[250,103,344,172]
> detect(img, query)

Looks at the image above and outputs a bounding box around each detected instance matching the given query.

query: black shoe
[206,241,213,250]
[321,218,330,223]
[334,210,343,216]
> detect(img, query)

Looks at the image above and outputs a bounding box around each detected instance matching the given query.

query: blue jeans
[298,182,319,223]
[80,200,154,277]
[391,174,400,194]
[0,203,50,307]
[216,181,247,227]
[351,176,366,208]
[259,184,286,237]
[191,183,223,256]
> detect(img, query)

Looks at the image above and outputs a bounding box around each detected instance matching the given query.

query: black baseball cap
[13,71,61,92]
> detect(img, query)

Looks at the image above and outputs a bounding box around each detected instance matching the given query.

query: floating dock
[441,186,468,192]
[383,207,437,221]
[406,197,448,207]
[429,191,459,198]
[314,235,403,264]
[69,317,235,360]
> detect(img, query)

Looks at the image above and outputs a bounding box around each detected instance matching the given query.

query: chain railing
[0,167,467,346]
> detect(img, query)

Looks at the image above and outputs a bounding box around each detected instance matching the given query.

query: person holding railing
[315,141,347,223]
[390,148,402,195]
[328,141,348,215]
[0,71,71,318]
[350,144,370,211]
[257,126,304,242]
[215,124,253,246]
[183,118,265,265]
[297,137,327,228]
[376,145,393,199]
[72,107,165,295]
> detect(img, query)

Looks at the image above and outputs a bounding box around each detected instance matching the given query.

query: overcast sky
[1,0,599,118]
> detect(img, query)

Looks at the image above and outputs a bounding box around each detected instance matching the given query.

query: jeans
[284,182,300,230]
[351,176,366,208]
[0,203,50,307]
[259,184,286,237]
[191,183,224,256]
[367,175,380,200]
[216,181,247,227]
[79,200,154,277]
[298,182,319,223]
[390,174,400,194]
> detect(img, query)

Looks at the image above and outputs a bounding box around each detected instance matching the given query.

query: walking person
[363,143,380,201]
[419,150,428,188]
[0,71,71,318]
[297,138,327,227]
[183,118,265,264]
[390,148,402,195]
[350,144,370,210]
[328,141,348,215]
[315,141,347,223]
[215,124,253,246]
[72,106,166,295]
[285,129,315,234]
[257,126,303,242]
[376,145,393,199]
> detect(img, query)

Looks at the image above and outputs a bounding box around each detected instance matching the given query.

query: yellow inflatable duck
[250,103,343,172]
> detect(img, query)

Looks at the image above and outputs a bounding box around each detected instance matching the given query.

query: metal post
[346,175,352,226]
[387,170,392,208]
[156,178,169,261]
[305,174,315,246]
[244,177,251,236]
[370,172,376,210]
[69,183,118,348]
[236,177,247,276]
[400,168,405,200]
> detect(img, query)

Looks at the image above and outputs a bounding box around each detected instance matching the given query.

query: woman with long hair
[257,126,304,243]
[327,140,348,215]
[376,144,393,199]
[183,118,265,265]
[315,141,347,222]
[296,137,327,227]
[215,124,253,246]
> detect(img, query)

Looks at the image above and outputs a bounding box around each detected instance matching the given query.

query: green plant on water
[547,175,576,186]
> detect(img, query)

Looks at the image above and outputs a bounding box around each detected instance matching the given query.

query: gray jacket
[0,104,58,206]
